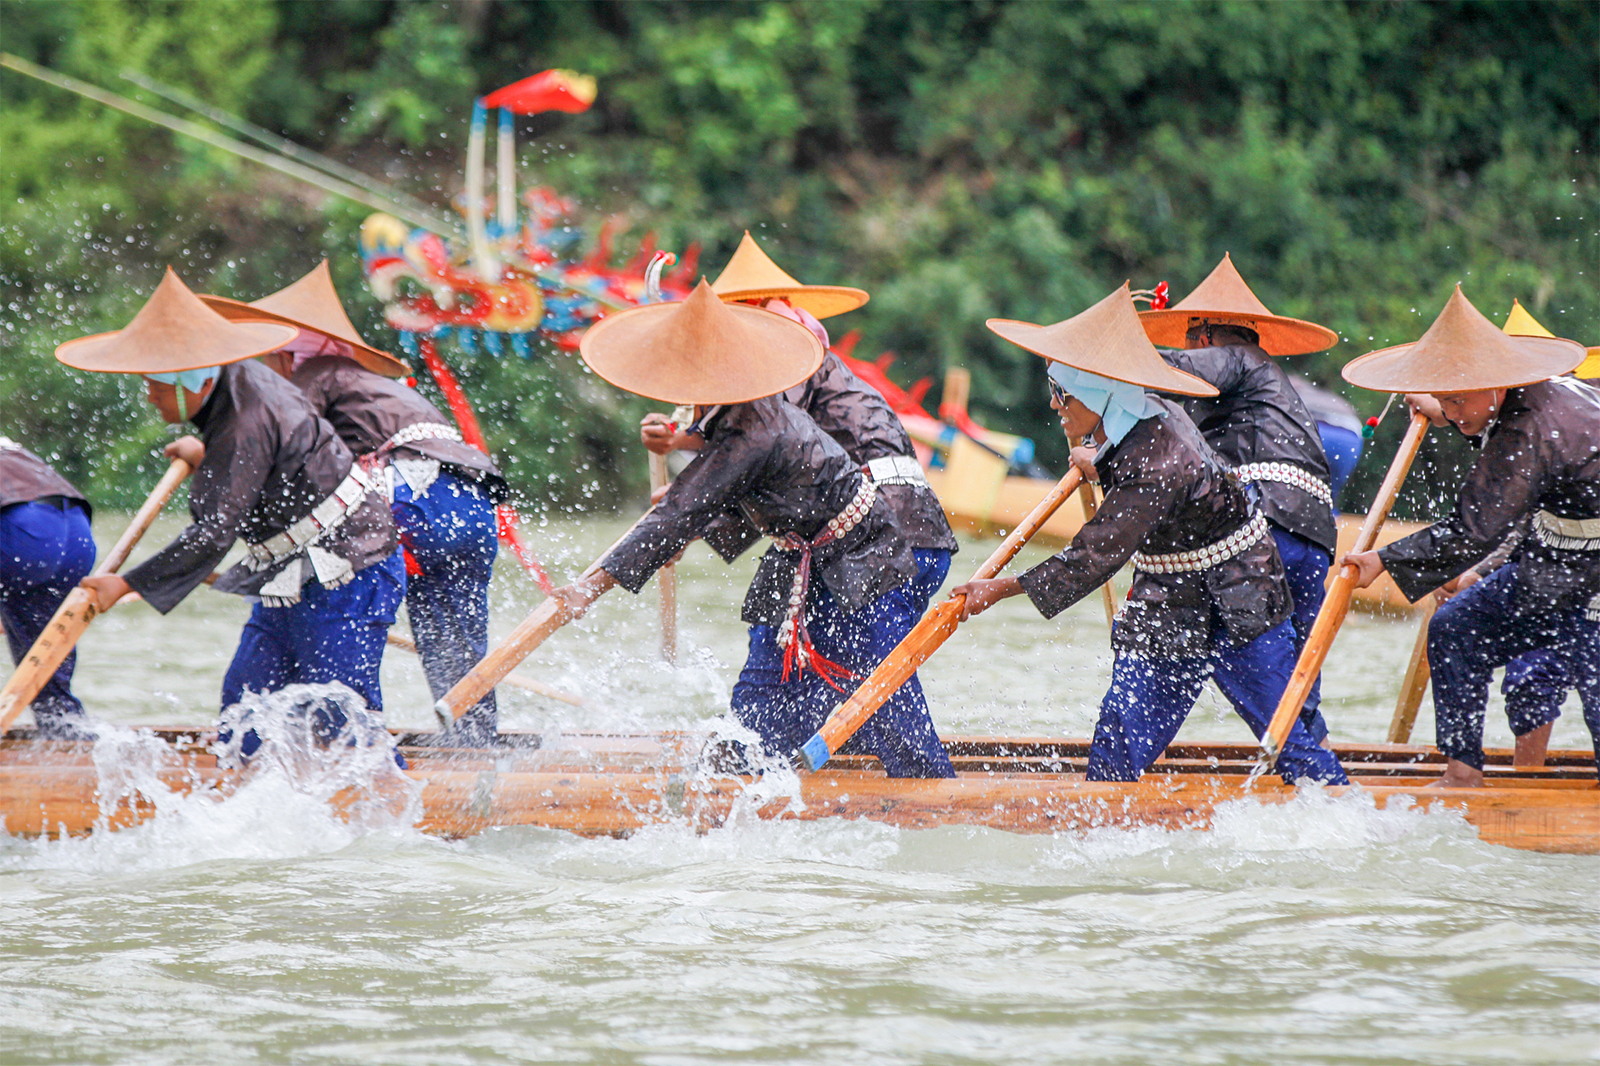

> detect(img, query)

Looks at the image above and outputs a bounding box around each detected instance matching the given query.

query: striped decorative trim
[1233,461,1333,506]
[1132,513,1270,575]
[1532,509,1600,552]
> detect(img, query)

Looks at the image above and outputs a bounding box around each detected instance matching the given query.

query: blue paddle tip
[798,734,831,772]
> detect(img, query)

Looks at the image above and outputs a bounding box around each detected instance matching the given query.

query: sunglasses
[1047,376,1070,407]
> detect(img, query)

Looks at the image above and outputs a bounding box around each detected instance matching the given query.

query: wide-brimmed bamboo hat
[1503,298,1600,380]
[1137,253,1338,355]
[201,261,409,377]
[56,268,297,374]
[1342,286,1585,393]
[709,232,868,320]
[580,278,825,404]
[987,283,1217,397]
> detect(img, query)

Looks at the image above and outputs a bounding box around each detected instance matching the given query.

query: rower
[1341,287,1598,786]
[951,285,1348,785]
[204,263,510,747]
[0,438,97,738]
[1381,297,1600,775]
[555,280,955,778]
[642,231,960,640]
[58,270,404,746]
[1137,254,1342,746]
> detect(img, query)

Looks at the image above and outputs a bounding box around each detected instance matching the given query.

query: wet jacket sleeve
[1378,420,1548,602]
[1018,470,1174,619]
[700,512,763,563]
[599,443,759,593]
[122,432,272,614]
[1162,347,1249,396]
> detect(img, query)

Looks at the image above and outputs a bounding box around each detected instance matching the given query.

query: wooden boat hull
[2,731,1593,854]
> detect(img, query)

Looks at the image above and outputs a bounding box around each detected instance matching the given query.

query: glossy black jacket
[0,441,88,515]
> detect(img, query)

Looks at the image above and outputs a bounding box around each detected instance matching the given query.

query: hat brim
[987,318,1218,397]
[201,296,411,377]
[715,285,869,321]
[1138,308,1338,355]
[581,302,824,405]
[1341,335,1587,393]
[55,320,298,374]
[1575,347,1600,380]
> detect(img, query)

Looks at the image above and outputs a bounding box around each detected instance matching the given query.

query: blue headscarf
[1046,363,1164,446]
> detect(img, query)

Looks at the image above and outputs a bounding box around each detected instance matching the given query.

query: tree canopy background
[2,0,1595,517]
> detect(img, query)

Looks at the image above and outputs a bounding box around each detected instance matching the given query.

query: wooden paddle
[0,456,193,733]
[797,466,1084,771]
[1076,476,1117,627]
[433,508,659,727]
[384,632,588,708]
[1255,410,1431,773]
[1385,596,1437,743]
[650,451,677,664]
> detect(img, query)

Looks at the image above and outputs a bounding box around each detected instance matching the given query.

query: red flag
[482,70,597,114]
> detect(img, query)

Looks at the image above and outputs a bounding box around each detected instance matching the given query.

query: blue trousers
[731,549,956,778]
[1429,564,1599,773]
[393,472,498,742]
[1271,526,1332,743]
[222,552,405,715]
[0,499,96,736]
[1088,619,1350,784]
[1502,650,1568,736]
[1317,423,1363,502]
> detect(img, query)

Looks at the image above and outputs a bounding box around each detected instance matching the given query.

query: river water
[3,513,1595,1065]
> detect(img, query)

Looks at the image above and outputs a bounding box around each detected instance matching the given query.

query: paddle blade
[434,596,574,726]
[0,588,98,734]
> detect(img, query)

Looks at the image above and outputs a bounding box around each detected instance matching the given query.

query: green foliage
[2,0,1595,520]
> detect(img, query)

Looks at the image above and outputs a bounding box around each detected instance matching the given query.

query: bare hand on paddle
[1404,393,1450,428]
[640,414,703,456]
[164,434,205,468]
[1069,446,1100,483]
[950,576,1022,621]
[79,574,132,613]
[1341,550,1385,589]
[1434,568,1481,603]
[551,570,619,621]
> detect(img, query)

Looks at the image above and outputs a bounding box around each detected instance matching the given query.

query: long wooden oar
[0,456,193,733]
[1385,596,1437,743]
[433,510,658,727]
[798,467,1084,771]
[1076,478,1117,626]
[1256,410,1430,773]
[384,633,587,708]
[650,451,677,664]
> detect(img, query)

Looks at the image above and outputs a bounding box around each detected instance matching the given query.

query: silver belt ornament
[1233,461,1333,506]
[864,455,930,488]
[374,421,462,499]
[1532,509,1600,552]
[1132,513,1270,574]
[245,466,374,604]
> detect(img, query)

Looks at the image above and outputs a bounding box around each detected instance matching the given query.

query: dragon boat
[2,729,1593,854]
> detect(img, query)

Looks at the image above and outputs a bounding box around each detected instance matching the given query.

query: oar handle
[1257,410,1430,770]
[433,508,658,726]
[799,467,1083,771]
[650,451,677,664]
[387,632,587,708]
[0,456,192,733]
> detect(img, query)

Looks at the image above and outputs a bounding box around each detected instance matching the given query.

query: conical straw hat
[1503,299,1600,380]
[1137,253,1338,355]
[201,261,409,377]
[56,268,296,374]
[710,232,868,320]
[987,283,1217,397]
[580,278,825,404]
[1342,286,1585,393]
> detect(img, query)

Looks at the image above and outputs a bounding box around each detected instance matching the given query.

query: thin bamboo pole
[649,452,677,664]
[1256,411,1431,774]
[1386,596,1438,743]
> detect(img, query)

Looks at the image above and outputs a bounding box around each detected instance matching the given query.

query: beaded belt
[375,421,462,455]
[243,467,373,601]
[769,476,877,687]
[1532,509,1600,552]
[1233,461,1333,506]
[1132,513,1269,575]
[864,455,929,488]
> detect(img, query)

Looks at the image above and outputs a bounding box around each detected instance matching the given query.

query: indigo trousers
[222,551,406,715]
[1316,423,1363,503]
[0,499,96,735]
[1502,650,1568,736]
[393,472,499,742]
[1428,563,1599,773]
[731,549,956,778]
[1271,526,1333,743]
[1087,619,1350,785]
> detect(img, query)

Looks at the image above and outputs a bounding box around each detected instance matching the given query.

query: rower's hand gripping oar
[0,456,193,733]
[1255,410,1431,774]
[432,507,660,728]
[798,466,1084,771]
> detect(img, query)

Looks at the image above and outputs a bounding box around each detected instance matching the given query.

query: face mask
[145,367,219,422]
